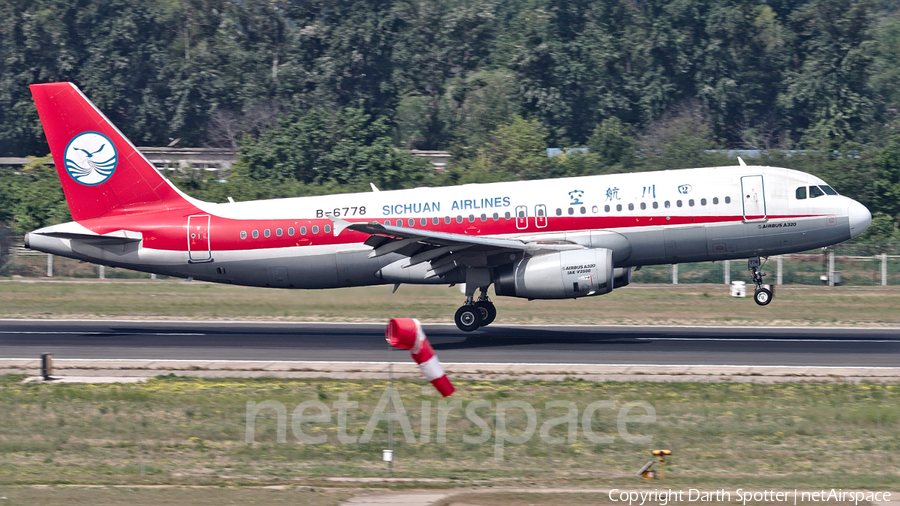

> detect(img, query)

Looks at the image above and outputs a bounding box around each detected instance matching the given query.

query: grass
[0,486,349,506]
[1,280,900,326]
[0,375,897,491]
[435,494,875,506]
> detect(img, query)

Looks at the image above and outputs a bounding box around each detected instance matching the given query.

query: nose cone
[848,200,871,239]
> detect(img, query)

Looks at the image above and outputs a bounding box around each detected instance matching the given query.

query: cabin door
[187,215,212,262]
[740,175,767,222]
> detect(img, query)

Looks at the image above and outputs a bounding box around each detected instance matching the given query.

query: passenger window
[640,202,646,210]
[653,202,659,209]
[300,226,306,235]
[421,218,427,226]
[700,198,706,206]
[445,216,451,224]
[264,229,271,238]
[504,212,511,220]
[324,225,331,233]
[725,196,731,204]
[480,214,487,221]
[312,226,319,234]
[809,186,825,198]
[556,208,562,216]
[628,203,634,211]
[433,217,439,225]
[676,200,683,207]
[665,201,671,208]
[568,208,574,215]
[616,204,622,211]
[276,228,283,237]
[457,216,463,223]
[713,197,719,205]
[821,185,838,195]
[240,231,247,239]
[592,205,598,213]
[288,227,295,236]
[492,213,499,221]
[604,205,610,212]
[796,187,807,199]
[580,207,586,214]
[689,199,694,206]
[252,230,259,239]
[409,218,415,227]
[397,220,403,226]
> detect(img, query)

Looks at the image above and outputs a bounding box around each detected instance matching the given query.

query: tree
[481,116,549,179]
[780,0,877,144]
[587,117,636,170]
[237,108,434,192]
[0,157,70,234]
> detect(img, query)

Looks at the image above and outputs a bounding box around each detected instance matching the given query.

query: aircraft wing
[331,217,581,278]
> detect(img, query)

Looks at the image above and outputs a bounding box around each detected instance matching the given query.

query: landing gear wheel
[454,305,483,332]
[474,300,497,326]
[754,287,773,306]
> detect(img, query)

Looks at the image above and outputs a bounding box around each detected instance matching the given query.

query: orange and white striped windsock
[385,318,455,397]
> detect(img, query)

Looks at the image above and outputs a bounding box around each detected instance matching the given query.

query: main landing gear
[749,256,773,306]
[454,286,496,332]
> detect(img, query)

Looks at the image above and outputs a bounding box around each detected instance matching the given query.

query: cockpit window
[821,185,838,195]
[795,187,807,200]
[809,185,825,198]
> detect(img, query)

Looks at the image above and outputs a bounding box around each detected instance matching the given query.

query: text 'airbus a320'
[26,83,872,331]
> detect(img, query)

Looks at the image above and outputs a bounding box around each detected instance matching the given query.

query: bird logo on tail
[63,131,118,186]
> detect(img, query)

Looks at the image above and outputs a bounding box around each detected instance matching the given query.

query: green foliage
[1,0,900,229]
[587,118,636,171]
[481,116,549,180]
[0,157,69,234]
[236,107,434,193]
[874,138,900,220]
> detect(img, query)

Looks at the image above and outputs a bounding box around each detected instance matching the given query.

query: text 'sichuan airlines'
[26,83,872,331]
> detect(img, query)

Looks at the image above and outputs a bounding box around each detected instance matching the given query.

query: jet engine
[493,248,617,299]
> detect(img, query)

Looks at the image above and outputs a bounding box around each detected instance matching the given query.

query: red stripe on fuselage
[74,212,821,252]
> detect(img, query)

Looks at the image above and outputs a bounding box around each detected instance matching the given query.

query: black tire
[474,300,497,326]
[454,305,483,332]
[754,287,773,306]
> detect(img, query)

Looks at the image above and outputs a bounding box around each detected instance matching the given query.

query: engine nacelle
[613,266,631,288]
[494,249,614,299]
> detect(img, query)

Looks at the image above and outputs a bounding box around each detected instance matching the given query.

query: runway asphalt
[0,319,898,367]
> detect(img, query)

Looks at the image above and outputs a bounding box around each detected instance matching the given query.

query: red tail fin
[30,82,193,221]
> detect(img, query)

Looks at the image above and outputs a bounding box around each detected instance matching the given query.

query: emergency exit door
[740,175,767,222]
[515,205,528,230]
[535,204,548,228]
[187,215,212,262]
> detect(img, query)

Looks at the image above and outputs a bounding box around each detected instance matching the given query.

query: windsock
[386,318,455,397]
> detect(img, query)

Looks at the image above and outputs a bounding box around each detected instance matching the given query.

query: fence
[1,234,899,286]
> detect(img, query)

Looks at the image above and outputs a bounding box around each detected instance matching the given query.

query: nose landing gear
[749,257,773,306]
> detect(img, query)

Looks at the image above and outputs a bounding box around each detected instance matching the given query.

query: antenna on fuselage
[738,156,747,166]
[370,183,380,192]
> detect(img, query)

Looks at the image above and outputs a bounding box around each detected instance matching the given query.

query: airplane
[25,82,872,331]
